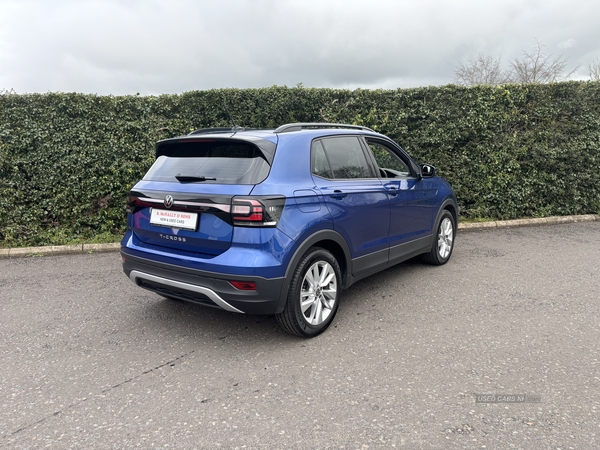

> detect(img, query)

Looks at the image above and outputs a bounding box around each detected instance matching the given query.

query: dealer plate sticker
[150,209,198,231]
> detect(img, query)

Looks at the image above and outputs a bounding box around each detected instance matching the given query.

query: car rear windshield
[144,140,271,185]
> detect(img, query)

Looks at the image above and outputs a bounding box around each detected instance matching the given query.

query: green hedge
[1,83,599,247]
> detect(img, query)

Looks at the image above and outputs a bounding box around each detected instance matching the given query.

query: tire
[276,248,342,338]
[422,209,455,265]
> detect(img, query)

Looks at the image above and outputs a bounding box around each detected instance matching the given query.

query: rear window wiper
[175,174,217,183]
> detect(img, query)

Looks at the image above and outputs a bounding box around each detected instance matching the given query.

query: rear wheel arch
[310,240,348,285]
[276,230,351,314]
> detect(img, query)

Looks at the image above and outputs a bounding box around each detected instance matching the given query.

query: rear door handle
[330,190,347,199]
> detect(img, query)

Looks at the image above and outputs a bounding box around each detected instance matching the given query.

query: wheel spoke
[309,265,320,288]
[300,294,315,313]
[316,300,324,324]
[317,264,326,285]
[300,277,315,311]
[442,220,452,235]
[321,296,333,310]
[322,287,336,299]
[309,299,322,324]
[320,271,335,288]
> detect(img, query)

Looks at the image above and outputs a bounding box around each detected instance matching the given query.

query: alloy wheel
[300,261,338,326]
[437,217,454,259]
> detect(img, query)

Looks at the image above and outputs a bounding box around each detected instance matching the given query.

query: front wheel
[422,210,455,265]
[276,248,342,338]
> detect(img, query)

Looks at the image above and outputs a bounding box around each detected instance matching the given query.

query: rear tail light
[232,199,265,222]
[126,193,157,213]
[126,193,138,213]
[231,196,285,227]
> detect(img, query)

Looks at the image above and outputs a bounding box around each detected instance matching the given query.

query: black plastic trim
[388,235,432,265]
[121,250,285,315]
[351,248,388,277]
[434,198,459,234]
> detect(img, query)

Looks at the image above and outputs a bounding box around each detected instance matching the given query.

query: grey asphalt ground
[1,222,599,449]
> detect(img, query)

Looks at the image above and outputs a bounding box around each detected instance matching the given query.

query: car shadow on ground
[136,292,295,343]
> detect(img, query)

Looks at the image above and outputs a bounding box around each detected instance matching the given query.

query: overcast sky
[1,0,599,95]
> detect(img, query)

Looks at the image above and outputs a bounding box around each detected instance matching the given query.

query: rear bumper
[121,250,286,315]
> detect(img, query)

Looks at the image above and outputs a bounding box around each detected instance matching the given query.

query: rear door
[311,136,390,274]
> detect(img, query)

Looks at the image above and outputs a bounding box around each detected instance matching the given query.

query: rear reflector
[229,281,257,291]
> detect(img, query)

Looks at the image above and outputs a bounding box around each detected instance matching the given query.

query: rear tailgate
[127,137,274,256]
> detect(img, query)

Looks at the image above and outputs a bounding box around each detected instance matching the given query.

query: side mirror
[420,164,437,178]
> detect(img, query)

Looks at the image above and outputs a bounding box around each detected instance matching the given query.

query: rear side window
[144,141,271,184]
[311,141,334,179]
[311,136,376,179]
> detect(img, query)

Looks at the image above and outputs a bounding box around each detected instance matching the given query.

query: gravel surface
[1,222,599,449]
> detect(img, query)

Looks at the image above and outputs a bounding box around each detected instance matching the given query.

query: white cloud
[558,38,577,49]
[1,0,599,94]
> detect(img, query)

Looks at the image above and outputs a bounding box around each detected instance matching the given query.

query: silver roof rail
[274,123,375,133]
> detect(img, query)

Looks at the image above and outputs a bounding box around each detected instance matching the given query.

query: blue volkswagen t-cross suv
[121,123,458,337]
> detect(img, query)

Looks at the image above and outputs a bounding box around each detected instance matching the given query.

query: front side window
[367,141,411,178]
[311,136,375,179]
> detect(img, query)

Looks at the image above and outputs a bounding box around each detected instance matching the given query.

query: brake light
[231,196,285,227]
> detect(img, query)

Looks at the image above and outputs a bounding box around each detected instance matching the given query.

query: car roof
[155,123,390,163]
[182,123,378,138]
